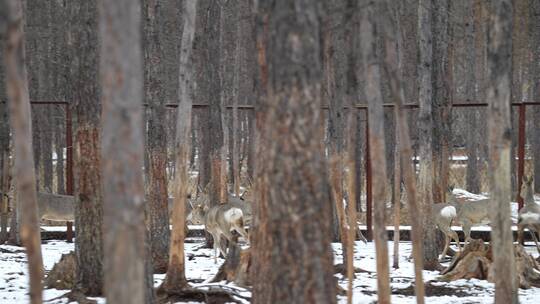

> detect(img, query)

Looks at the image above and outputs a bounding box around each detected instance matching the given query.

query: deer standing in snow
[447,186,491,246]
[190,201,249,263]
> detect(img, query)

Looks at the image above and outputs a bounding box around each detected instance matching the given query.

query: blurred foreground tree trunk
[486,1,518,304]
[251,2,336,303]
[1,0,44,302]
[99,0,151,302]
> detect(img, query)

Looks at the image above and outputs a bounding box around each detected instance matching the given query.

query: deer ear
[448,185,454,192]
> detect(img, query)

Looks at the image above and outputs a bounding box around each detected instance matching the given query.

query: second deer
[447,186,491,246]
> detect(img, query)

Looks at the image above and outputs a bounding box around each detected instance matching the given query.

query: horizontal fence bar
[2,100,539,108]
[151,101,540,110]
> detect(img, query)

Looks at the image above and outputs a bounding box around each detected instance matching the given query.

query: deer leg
[449,229,460,253]
[462,221,472,247]
[439,234,450,262]
[211,232,220,264]
[219,234,229,258]
[220,231,235,258]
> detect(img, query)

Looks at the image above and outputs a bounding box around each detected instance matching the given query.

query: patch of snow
[2,239,539,303]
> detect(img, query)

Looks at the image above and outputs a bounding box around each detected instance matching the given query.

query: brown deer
[188,193,252,226]
[447,186,491,246]
[196,202,249,263]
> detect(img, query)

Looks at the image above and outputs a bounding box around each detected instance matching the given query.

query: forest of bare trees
[1,0,540,303]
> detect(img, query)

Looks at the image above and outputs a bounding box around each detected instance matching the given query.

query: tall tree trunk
[251,2,336,303]
[323,0,348,259]
[360,2,391,302]
[0,53,10,243]
[530,0,540,192]
[397,0,419,105]
[220,0,239,196]
[486,1,518,303]
[510,0,529,194]
[381,2,426,302]
[431,0,452,204]
[193,0,222,204]
[51,0,68,196]
[466,0,486,194]
[1,0,45,303]
[417,0,439,270]
[238,0,257,185]
[392,119,401,268]
[68,0,104,296]
[142,0,179,274]
[99,0,149,302]
[160,0,197,293]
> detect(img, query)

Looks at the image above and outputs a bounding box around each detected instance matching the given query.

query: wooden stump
[45,251,76,290]
[438,239,540,288]
[210,243,251,287]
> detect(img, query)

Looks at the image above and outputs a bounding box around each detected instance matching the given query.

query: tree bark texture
[530,0,540,192]
[508,0,530,193]
[416,0,439,270]
[220,0,239,196]
[67,0,104,295]
[397,0,418,104]
[323,0,348,258]
[160,0,197,293]
[251,2,336,303]
[193,0,223,205]
[142,0,180,274]
[1,0,45,303]
[360,2,391,303]
[237,0,257,185]
[486,1,518,303]
[431,0,452,204]
[466,0,487,194]
[0,59,10,243]
[99,0,149,302]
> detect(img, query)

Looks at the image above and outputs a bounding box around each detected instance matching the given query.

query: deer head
[188,198,209,225]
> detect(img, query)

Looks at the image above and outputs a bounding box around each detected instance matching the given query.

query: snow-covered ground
[1,238,539,304]
[2,189,539,303]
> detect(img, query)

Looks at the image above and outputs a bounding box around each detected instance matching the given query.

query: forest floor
[1,235,540,303]
[1,190,539,303]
